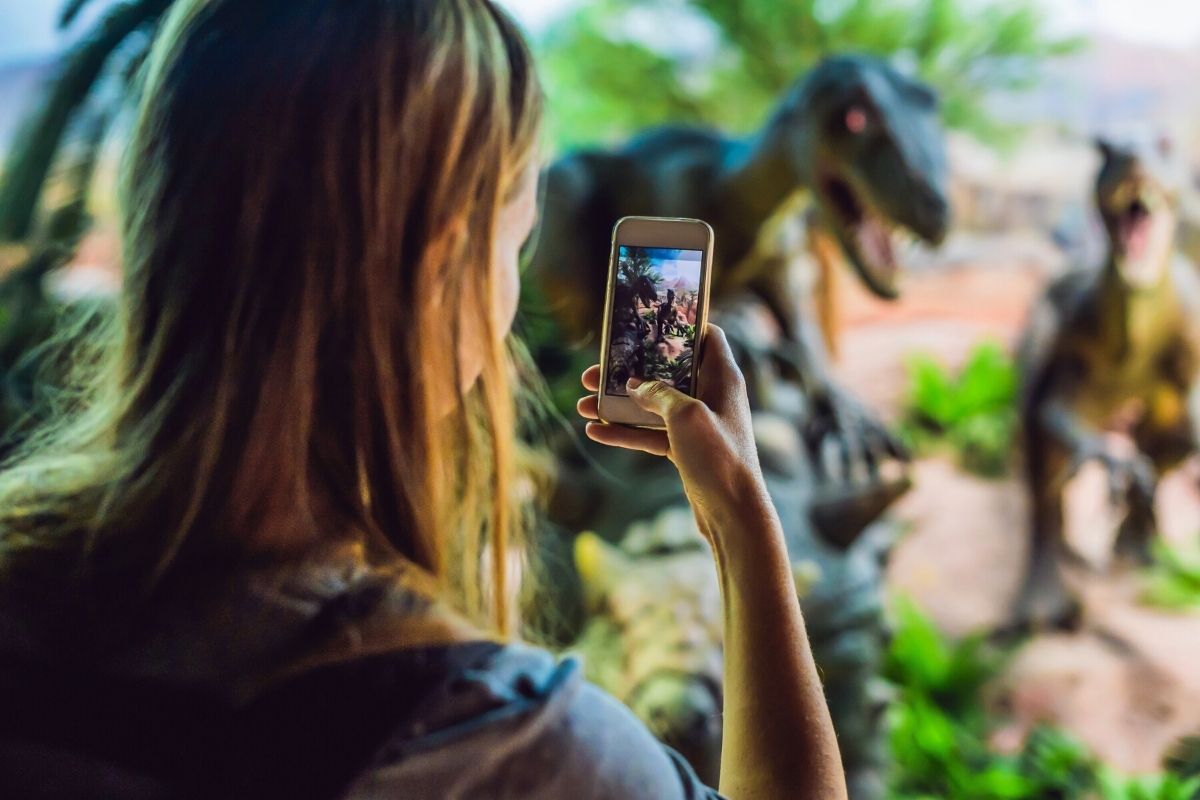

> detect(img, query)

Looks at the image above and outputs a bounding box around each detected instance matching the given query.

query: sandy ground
[831,243,1200,772]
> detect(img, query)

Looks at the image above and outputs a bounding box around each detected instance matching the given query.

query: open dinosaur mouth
[1115,195,1153,260]
[1110,186,1174,287]
[817,172,902,297]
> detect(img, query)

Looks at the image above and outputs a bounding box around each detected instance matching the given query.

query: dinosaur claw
[809,474,911,550]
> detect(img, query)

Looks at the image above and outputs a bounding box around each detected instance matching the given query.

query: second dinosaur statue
[1016,139,1200,629]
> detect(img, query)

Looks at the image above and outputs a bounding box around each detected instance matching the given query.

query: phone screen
[605,245,704,397]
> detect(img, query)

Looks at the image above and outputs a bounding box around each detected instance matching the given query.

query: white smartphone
[597,216,714,429]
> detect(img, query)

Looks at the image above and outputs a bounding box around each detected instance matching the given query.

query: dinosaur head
[1095,138,1178,289]
[786,56,950,299]
[633,274,658,307]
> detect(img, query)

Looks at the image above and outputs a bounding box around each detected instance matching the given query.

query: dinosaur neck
[713,108,808,249]
[1100,255,1175,357]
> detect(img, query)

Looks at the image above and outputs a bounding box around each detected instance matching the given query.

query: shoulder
[1020,268,1099,366]
[347,643,722,800]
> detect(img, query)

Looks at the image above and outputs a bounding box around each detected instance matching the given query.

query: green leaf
[900,340,1018,476]
[1139,540,1200,611]
[882,600,1198,799]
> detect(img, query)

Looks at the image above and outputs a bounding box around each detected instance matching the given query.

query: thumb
[627,377,693,421]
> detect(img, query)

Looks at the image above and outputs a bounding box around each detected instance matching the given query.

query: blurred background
[4,1,1200,797]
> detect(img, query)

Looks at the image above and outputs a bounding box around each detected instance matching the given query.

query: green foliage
[885,599,1200,800]
[1097,772,1200,800]
[900,341,1017,476]
[886,598,1000,714]
[534,0,1083,151]
[0,0,170,241]
[1139,540,1200,611]
[641,335,691,388]
[885,597,1033,799]
[618,249,662,284]
[1019,726,1104,797]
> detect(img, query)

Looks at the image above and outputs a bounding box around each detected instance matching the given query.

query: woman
[0,1,846,798]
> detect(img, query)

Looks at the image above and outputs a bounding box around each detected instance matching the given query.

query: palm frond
[48,106,114,247]
[59,0,96,29]
[0,0,171,242]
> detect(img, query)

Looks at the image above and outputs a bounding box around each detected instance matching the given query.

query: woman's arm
[578,325,847,800]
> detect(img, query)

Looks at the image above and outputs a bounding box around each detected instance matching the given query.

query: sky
[659,256,701,292]
[1,0,1199,64]
[648,249,702,292]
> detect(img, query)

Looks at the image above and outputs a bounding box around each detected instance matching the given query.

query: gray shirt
[345,642,723,799]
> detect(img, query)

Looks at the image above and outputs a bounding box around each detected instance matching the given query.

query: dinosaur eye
[844,105,869,134]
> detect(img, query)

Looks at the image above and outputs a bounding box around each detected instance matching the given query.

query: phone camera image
[606,245,703,396]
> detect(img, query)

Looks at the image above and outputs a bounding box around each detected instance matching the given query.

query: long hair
[0,0,542,637]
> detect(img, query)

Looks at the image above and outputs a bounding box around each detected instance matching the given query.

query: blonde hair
[0,0,542,637]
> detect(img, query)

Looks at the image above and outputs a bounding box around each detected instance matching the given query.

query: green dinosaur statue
[531,54,948,333]
[528,54,949,539]
[1015,139,1200,629]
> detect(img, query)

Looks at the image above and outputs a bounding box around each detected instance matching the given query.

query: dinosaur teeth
[855,217,898,287]
[895,232,915,258]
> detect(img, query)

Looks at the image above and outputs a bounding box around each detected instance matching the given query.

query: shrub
[1140,540,1200,611]
[886,598,1200,799]
[901,341,1018,477]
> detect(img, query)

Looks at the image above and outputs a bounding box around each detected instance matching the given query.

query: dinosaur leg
[1112,466,1158,567]
[1014,445,1081,630]
[1118,414,1195,565]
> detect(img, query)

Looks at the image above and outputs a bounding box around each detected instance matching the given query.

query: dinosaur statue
[605,273,659,388]
[528,53,949,530]
[655,288,676,341]
[1015,139,1200,629]
[621,273,658,340]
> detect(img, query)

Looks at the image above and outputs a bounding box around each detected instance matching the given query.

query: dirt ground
[831,239,1200,773]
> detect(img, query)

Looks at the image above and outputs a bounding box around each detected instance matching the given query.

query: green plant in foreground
[885,598,1200,799]
[1098,772,1200,800]
[886,597,1033,799]
[1140,540,1200,611]
[901,341,1018,476]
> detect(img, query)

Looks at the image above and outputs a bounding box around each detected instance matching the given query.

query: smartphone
[597,216,714,429]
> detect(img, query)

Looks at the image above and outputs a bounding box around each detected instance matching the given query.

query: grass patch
[1140,540,1200,611]
[886,598,1200,799]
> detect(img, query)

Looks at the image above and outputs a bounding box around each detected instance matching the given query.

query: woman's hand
[576,324,773,537]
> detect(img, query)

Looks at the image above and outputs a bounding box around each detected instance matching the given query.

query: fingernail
[627,377,643,390]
